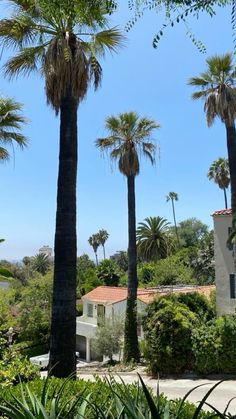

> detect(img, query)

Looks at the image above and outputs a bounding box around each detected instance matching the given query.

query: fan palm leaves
[137,216,171,262]
[88,234,100,266]
[0,0,123,377]
[97,229,109,259]
[96,111,159,363]
[188,53,236,246]
[207,157,230,209]
[166,192,180,246]
[0,97,27,162]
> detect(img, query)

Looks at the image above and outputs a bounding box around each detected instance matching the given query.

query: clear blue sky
[0,2,233,261]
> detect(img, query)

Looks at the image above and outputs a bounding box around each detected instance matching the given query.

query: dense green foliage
[143,299,197,374]
[0,375,213,418]
[192,314,236,374]
[110,250,128,271]
[17,273,52,344]
[0,349,39,387]
[143,292,215,374]
[96,259,120,286]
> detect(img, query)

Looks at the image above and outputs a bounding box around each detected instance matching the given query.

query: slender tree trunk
[95,252,98,266]
[226,122,236,271]
[123,175,140,363]
[49,89,77,378]
[171,199,180,247]
[223,188,228,209]
[103,245,106,259]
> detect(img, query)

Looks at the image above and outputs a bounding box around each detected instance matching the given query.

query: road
[76,372,236,414]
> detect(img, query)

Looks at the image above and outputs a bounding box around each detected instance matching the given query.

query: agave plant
[0,375,234,418]
[0,376,91,418]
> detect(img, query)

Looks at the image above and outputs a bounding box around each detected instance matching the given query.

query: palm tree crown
[0,97,27,161]
[88,233,100,265]
[96,112,159,176]
[188,53,236,127]
[207,157,230,190]
[97,229,109,259]
[137,216,171,262]
[0,0,123,112]
[166,192,178,203]
[207,157,230,209]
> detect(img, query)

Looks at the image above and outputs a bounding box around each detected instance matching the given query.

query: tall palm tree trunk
[171,199,180,247]
[123,175,140,363]
[49,88,77,378]
[103,245,106,259]
[95,251,98,266]
[226,123,236,271]
[223,188,228,209]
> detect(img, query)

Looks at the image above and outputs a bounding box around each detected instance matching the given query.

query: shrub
[153,255,194,285]
[170,292,215,321]
[92,317,124,361]
[0,349,39,386]
[192,314,236,374]
[143,299,197,374]
[192,322,221,374]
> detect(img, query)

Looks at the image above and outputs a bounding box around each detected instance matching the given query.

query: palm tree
[88,234,100,266]
[0,0,122,377]
[137,216,171,261]
[96,111,159,363]
[166,192,180,246]
[32,253,51,276]
[188,53,236,244]
[207,157,230,209]
[98,229,109,259]
[0,97,27,161]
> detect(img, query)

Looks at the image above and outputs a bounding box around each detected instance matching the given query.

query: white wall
[213,214,236,315]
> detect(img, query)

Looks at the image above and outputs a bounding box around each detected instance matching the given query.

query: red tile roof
[211,209,232,216]
[82,285,215,305]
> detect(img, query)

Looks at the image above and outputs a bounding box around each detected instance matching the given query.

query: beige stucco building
[212,209,236,315]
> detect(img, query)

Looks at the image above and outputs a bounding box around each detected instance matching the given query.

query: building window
[230,274,236,299]
[87,303,93,317]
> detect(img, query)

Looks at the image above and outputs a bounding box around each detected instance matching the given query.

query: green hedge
[192,315,236,374]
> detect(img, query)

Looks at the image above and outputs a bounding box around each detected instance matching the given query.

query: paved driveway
[77,372,236,414]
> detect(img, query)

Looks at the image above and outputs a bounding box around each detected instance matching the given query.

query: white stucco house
[76,284,214,362]
[212,209,236,315]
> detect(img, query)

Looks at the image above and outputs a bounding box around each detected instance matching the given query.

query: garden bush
[192,314,236,374]
[0,348,39,386]
[143,299,197,374]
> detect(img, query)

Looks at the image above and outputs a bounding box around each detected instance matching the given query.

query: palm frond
[0,16,39,49]
[89,55,102,90]
[191,90,210,100]
[4,45,46,78]
[91,27,125,56]
[0,131,27,147]
[96,136,117,149]
[0,147,10,161]
[188,76,210,87]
